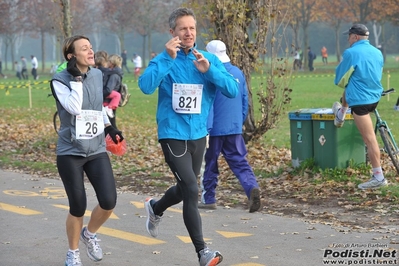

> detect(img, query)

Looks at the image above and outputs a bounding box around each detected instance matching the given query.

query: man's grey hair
[168,7,196,30]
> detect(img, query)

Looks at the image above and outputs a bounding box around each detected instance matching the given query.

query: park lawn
[1,63,399,149]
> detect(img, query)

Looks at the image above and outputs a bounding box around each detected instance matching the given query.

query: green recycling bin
[312,108,366,169]
[289,108,321,167]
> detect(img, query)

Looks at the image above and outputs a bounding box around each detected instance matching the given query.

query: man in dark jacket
[199,40,261,213]
[307,46,315,71]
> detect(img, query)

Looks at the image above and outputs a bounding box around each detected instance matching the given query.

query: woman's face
[72,39,95,70]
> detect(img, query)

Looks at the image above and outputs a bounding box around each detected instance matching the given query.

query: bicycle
[373,88,399,174]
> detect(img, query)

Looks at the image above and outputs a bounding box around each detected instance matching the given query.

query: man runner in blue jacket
[332,24,386,190]
[138,7,238,266]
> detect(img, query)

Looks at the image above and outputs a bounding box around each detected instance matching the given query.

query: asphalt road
[0,169,398,266]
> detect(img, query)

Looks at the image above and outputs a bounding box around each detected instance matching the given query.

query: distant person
[150,51,157,59]
[21,56,28,79]
[321,46,328,65]
[0,58,6,79]
[199,40,261,213]
[132,53,142,80]
[121,49,130,73]
[14,61,21,80]
[31,55,38,80]
[292,48,301,70]
[332,24,386,190]
[307,46,315,71]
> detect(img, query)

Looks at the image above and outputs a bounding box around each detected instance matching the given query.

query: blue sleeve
[138,50,174,95]
[242,76,248,124]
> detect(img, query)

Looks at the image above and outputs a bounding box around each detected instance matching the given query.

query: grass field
[1,59,398,149]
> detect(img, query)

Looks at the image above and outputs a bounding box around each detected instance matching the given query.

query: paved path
[0,169,397,266]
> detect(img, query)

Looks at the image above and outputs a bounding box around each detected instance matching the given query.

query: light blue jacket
[334,40,383,107]
[139,45,238,140]
[207,62,248,136]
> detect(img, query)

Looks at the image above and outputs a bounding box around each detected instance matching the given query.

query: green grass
[1,59,399,148]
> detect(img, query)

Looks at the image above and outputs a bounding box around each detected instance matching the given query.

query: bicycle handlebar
[382,88,395,96]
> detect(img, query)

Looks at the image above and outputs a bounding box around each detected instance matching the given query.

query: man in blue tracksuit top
[198,40,261,213]
[332,24,386,190]
[138,8,238,266]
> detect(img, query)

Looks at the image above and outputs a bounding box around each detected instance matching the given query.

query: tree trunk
[60,0,72,38]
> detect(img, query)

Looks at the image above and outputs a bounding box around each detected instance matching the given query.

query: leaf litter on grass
[0,109,398,237]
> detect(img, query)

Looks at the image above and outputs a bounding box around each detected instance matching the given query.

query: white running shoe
[358,176,388,190]
[144,198,162,238]
[332,101,344,128]
[80,227,103,261]
[104,106,114,118]
[65,250,82,266]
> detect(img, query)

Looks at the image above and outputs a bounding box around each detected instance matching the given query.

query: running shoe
[249,187,261,213]
[104,106,114,118]
[145,198,162,238]
[80,227,103,261]
[65,250,82,266]
[199,247,223,266]
[358,176,388,189]
[332,101,345,128]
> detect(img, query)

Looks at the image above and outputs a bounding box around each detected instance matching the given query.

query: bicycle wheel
[379,126,399,174]
[53,111,60,134]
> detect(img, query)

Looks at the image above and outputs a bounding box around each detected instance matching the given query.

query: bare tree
[131,0,183,66]
[189,0,294,142]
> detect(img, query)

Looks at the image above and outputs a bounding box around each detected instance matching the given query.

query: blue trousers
[201,134,259,204]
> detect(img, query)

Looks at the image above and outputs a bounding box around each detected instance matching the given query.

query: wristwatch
[74,76,83,82]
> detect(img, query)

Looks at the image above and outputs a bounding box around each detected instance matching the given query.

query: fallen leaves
[0,108,398,232]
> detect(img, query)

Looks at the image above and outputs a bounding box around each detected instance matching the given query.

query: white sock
[69,248,79,253]
[372,167,384,181]
[337,107,348,121]
[85,228,95,238]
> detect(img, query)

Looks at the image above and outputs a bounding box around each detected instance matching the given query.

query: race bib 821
[172,83,203,114]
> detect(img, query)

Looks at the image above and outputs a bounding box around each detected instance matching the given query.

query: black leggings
[57,153,117,217]
[155,138,206,253]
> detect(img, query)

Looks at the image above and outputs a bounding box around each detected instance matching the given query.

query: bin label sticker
[296,121,302,129]
[319,135,326,146]
[297,133,303,143]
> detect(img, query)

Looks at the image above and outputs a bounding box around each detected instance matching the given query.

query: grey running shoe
[358,177,388,190]
[145,198,162,238]
[80,227,103,261]
[249,187,261,213]
[199,247,223,266]
[65,250,82,266]
[198,202,217,210]
[332,101,345,128]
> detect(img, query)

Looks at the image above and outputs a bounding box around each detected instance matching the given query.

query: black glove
[105,126,124,144]
[67,57,81,77]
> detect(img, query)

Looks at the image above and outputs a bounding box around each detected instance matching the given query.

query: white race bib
[172,83,203,114]
[75,110,104,139]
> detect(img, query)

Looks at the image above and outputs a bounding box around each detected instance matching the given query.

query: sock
[337,107,348,121]
[372,167,384,181]
[69,248,79,253]
[85,228,95,238]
